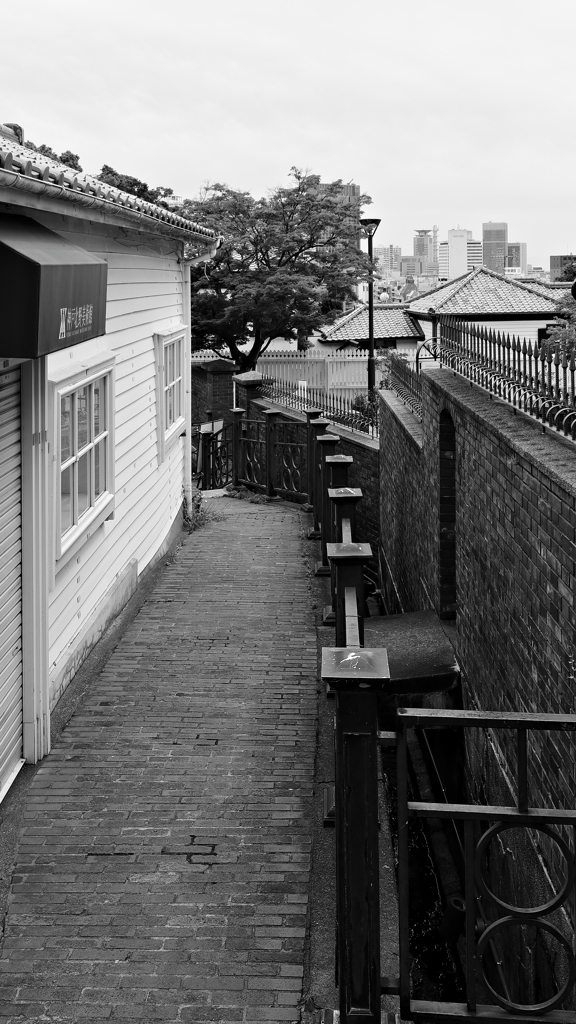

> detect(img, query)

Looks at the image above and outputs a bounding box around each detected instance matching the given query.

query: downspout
[181,258,192,506]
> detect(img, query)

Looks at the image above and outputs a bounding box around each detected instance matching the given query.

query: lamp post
[360,217,381,393]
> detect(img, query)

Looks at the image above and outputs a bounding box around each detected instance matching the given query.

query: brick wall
[379,368,576,986]
[191,360,236,425]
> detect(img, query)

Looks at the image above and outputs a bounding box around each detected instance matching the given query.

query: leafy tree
[59,150,82,171]
[27,141,83,171]
[97,164,173,204]
[558,260,576,282]
[178,169,373,371]
[546,288,576,353]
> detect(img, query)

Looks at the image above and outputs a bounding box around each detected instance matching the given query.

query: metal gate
[0,365,24,801]
[396,708,576,1022]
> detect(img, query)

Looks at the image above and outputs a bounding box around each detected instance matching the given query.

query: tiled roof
[323,304,424,342]
[0,124,216,243]
[409,267,564,316]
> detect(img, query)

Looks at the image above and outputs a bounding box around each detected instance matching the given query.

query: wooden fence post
[263,409,279,499]
[324,488,364,623]
[307,417,332,538]
[315,434,340,576]
[303,408,323,512]
[322,644,390,1024]
[231,407,245,488]
[326,541,372,646]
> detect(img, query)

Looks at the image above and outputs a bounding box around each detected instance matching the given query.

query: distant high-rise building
[374,244,401,277]
[482,221,508,274]
[438,230,482,279]
[507,242,527,275]
[467,239,483,271]
[400,255,427,278]
[550,254,576,282]
[413,229,438,276]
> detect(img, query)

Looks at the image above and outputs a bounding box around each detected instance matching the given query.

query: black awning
[0,214,107,357]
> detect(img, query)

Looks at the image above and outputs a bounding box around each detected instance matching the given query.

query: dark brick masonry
[0,502,317,1023]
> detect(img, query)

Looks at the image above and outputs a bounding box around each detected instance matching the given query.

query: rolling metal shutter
[0,366,23,799]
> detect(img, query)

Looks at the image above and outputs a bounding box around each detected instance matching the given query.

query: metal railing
[260,376,380,438]
[439,316,576,439]
[384,351,423,420]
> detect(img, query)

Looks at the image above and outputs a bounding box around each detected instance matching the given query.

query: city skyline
[2,1,575,270]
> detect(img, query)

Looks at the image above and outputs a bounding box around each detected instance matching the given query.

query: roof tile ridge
[324,304,366,335]
[479,266,561,306]
[0,138,216,238]
[434,268,482,309]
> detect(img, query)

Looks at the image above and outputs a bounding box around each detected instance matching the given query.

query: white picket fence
[256,350,382,394]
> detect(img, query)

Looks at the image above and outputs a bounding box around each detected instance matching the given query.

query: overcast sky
[3,0,574,268]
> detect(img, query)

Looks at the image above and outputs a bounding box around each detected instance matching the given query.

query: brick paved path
[0,502,318,1024]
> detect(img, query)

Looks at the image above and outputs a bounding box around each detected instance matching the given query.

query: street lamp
[360,217,381,392]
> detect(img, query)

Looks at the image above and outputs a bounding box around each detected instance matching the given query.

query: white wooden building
[0,122,218,799]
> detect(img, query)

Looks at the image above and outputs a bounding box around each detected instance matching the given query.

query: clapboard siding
[47,235,188,695]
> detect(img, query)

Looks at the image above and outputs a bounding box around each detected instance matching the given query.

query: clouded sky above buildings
[3,0,574,267]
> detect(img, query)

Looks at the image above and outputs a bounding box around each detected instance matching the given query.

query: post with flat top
[324,488,364,624]
[315,434,340,576]
[307,417,332,538]
[231,407,245,487]
[262,409,279,499]
[327,540,372,647]
[303,408,323,512]
[322,642,390,1024]
[324,455,353,548]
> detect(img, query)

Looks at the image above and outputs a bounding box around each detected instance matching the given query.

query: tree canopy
[97,165,173,205]
[557,260,576,282]
[27,141,83,172]
[177,169,373,370]
[547,286,576,353]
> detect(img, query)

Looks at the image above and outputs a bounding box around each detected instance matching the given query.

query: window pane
[78,450,90,517]
[77,387,88,448]
[61,395,71,462]
[167,342,174,385]
[94,440,106,498]
[94,378,103,437]
[167,386,173,427]
[174,379,180,420]
[61,466,72,535]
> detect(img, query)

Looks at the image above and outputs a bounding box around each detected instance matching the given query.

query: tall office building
[374,244,401,277]
[467,239,483,271]
[413,229,438,276]
[507,242,527,275]
[549,254,575,281]
[438,230,482,279]
[482,222,508,274]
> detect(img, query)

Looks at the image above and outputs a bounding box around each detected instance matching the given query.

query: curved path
[0,501,318,1024]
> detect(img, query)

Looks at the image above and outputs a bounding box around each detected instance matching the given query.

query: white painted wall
[41,222,187,706]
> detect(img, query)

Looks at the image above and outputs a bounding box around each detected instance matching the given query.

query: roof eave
[0,167,217,245]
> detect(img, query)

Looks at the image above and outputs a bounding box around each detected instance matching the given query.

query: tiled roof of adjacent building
[0,123,217,244]
[323,304,424,343]
[409,266,565,316]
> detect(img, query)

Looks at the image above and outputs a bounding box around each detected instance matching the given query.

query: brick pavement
[0,501,318,1024]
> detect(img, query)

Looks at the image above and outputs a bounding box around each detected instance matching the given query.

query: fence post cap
[327,541,372,561]
[317,433,340,444]
[325,455,353,464]
[321,646,390,688]
[233,370,263,384]
[328,487,363,502]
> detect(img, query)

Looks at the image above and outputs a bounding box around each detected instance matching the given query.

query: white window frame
[49,354,115,570]
[154,327,186,463]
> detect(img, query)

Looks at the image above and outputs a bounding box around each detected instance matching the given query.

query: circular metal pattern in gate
[476,915,576,1014]
[474,823,575,916]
